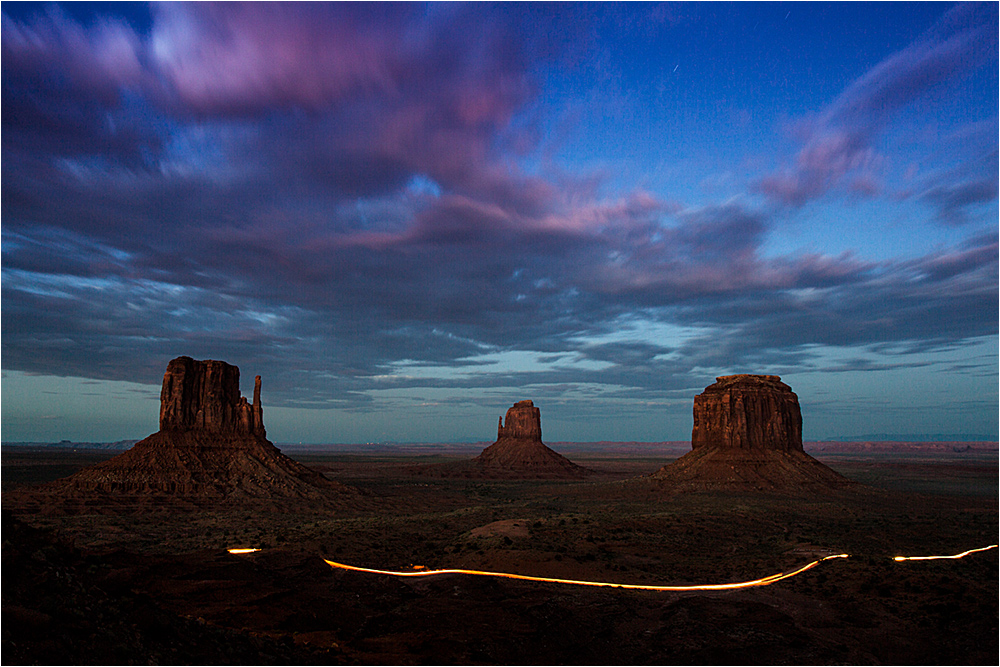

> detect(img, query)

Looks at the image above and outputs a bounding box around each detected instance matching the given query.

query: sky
[2,2,997,445]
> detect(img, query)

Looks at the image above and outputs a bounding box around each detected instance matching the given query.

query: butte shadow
[415,400,592,480]
[649,375,853,493]
[7,357,361,513]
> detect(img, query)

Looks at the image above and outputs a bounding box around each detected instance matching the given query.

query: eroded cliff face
[158,357,265,437]
[496,400,542,441]
[691,375,802,453]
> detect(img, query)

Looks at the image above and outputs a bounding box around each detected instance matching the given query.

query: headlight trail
[892,544,998,561]
[323,553,850,592]
[239,545,997,590]
[325,544,997,591]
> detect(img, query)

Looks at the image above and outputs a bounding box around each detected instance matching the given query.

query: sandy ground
[3,446,997,664]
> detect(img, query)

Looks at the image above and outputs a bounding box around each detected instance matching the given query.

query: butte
[424,400,590,479]
[15,356,357,511]
[651,375,851,492]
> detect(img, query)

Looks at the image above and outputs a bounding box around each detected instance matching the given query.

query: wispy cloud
[756,2,997,209]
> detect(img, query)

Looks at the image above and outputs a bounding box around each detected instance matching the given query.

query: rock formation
[691,375,802,452]
[653,375,850,491]
[421,400,589,479]
[158,356,265,436]
[495,400,542,441]
[17,357,357,511]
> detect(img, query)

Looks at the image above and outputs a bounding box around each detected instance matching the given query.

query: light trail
[892,544,998,561]
[323,553,850,592]
[232,544,998,590]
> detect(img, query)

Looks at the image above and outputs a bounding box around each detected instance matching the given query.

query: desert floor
[3,447,997,664]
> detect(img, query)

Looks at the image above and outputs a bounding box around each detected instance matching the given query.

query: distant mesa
[421,400,590,479]
[14,356,357,511]
[653,375,852,491]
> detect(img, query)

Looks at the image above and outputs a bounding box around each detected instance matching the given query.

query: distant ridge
[820,434,997,442]
[806,441,998,454]
[2,440,139,451]
[276,441,685,454]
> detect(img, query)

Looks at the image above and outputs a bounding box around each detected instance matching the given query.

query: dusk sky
[2,2,997,445]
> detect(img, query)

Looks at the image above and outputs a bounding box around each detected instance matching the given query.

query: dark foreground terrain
[3,445,997,665]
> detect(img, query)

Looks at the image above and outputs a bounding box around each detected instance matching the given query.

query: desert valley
[3,357,996,665]
[4,3,998,665]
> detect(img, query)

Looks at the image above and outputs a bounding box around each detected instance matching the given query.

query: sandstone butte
[653,375,851,491]
[427,400,590,479]
[16,357,357,512]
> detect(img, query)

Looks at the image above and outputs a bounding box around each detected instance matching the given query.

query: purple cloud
[3,2,542,210]
[920,177,998,226]
[149,3,440,116]
[2,8,161,169]
[757,2,997,207]
[2,7,144,99]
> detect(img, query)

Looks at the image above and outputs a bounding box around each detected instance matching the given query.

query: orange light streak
[323,553,850,592]
[892,544,998,561]
[227,548,261,554]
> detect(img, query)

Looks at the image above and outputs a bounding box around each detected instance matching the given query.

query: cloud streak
[756,2,998,209]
